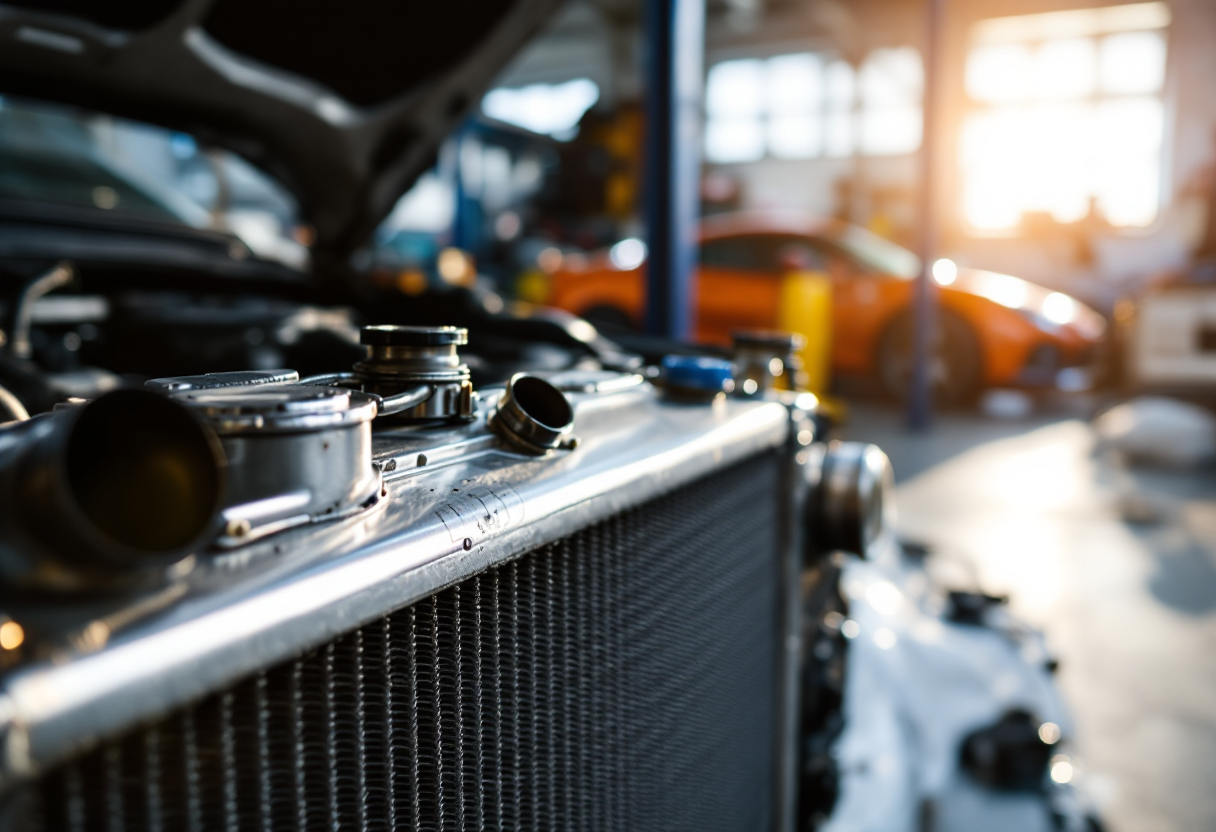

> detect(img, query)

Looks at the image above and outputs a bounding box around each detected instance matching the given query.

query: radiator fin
[33,453,781,831]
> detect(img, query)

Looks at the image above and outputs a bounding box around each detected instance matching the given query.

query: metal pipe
[296,372,357,387]
[375,385,434,417]
[8,261,74,360]
[0,389,226,591]
[0,383,29,423]
[643,0,704,340]
[909,0,947,430]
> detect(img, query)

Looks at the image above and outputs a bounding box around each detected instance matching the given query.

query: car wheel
[876,309,983,408]
[581,305,636,334]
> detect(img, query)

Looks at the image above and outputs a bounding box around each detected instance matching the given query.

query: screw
[225,518,252,538]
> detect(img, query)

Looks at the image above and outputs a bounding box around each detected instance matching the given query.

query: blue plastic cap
[661,355,733,392]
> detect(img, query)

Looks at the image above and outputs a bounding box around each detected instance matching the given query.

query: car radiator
[20,453,783,832]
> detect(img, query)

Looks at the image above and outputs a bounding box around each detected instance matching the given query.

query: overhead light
[932,258,958,286]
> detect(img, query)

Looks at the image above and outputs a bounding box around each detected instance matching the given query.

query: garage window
[704,48,922,164]
[961,2,1170,232]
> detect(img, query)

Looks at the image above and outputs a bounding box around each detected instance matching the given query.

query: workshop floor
[843,396,1216,832]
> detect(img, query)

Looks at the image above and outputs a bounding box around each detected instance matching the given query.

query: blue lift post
[450,127,481,255]
[909,0,948,430]
[644,0,704,340]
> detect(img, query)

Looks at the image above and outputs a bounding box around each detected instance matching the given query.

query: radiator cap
[353,325,474,422]
[360,325,468,346]
[660,355,734,398]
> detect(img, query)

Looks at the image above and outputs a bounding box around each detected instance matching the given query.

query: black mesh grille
[30,452,782,832]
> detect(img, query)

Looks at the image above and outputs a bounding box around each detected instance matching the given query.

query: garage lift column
[644,0,703,340]
[910,0,948,430]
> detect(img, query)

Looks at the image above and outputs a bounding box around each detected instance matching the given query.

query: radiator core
[28,453,782,832]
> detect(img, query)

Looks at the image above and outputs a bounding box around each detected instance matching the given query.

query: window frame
[703,48,924,165]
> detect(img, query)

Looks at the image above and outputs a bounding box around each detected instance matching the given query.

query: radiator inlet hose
[0,389,226,591]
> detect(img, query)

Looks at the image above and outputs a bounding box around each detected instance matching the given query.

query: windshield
[834,225,922,279]
[0,97,308,269]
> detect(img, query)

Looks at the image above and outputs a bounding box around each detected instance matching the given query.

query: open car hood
[0,0,564,268]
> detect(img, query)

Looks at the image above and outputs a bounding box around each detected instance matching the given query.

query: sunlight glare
[867,581,903,616]
[1034,38,1096,99]
[966,44,1034,103]
[767,53,823,114]
[706,60,765,119]
[769,115,822,159]
[1043,292,1076,325]
[983,273,1028,309]
[705,118,765,164]
[1100,31,1166,94]
[932,259,958,286]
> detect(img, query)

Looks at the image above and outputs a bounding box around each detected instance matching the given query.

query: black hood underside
[0,0,565,266]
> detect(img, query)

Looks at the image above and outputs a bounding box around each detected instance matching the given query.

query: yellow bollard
[777,270,832,395]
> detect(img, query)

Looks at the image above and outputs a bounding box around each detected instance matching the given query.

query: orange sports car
[538,212,1106,404]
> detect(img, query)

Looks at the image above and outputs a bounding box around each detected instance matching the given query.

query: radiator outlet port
[490,374,575,454]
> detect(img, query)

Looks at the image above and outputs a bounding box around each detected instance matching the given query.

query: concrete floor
[842,396,1216,832]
